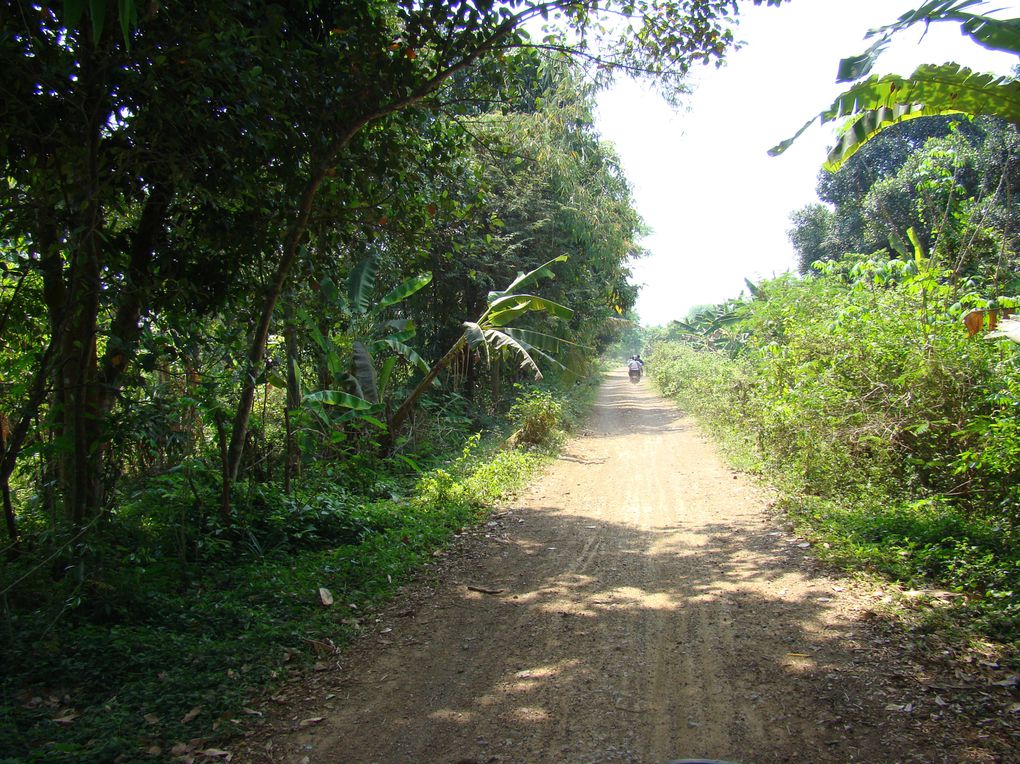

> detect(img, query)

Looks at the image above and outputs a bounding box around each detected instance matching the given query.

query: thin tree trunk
[385,335,467,452]
[283,298,302,494]
[0,413,16,552]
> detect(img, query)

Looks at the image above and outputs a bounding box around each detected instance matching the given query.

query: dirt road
[245,371,1014,763]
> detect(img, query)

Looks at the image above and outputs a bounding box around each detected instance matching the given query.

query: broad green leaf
[351,341,378,403]
[380,327,416,344]
[908,227,927,266]
[483,301,533,327]
[267,372,288,389]
[303,390,373,410]
[63,0,86,28]
[371,337,429,372]
[502,330,568,373]
[487,255,568,303]
[383,318,414,333]
[377,356,396,398]
[502,327,584,356]
[462,321,486,349]
[319,276,341,308]
[483,329,542,379]
[117,0,137,45]
[839,1,1020,82]
[771,65,1020,170]
[378,273,432,309]
[348,255,380,315]
[486,294,573,324]
[326,350,343,379]
[88,0,106,42]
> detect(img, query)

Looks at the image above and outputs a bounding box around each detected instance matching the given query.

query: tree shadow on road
[282,504,987,764]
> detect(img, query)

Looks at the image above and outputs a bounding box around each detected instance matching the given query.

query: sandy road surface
[242,371,1014,763]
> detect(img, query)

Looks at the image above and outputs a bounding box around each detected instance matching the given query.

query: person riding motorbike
[627,355,644,382]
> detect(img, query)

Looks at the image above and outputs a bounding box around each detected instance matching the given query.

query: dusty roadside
[235,370,1018,763]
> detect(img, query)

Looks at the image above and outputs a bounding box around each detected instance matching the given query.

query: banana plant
[669,300,749,353]
[771,1,1020,171]
[291,254,432,431]
[385,255,582,448]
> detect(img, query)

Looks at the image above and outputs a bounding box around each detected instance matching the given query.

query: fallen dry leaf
[143,712,160,725]
[52,710,79,724]
[318,587,334,606]
[201,748,232,761]
[299,716,325,728]
[180,706,203,724]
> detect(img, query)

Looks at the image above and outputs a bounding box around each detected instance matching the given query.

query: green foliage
[0,424,552,761]
[649,254,1020,645]
[772,1,1020,170]
[508,388,566,445]
[783,495,1020,639]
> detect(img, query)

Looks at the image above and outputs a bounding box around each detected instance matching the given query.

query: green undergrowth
[650,342,1020,656]
[0,380,593,762]
[780,494,1020,646]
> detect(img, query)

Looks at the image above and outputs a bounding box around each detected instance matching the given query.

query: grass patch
[781,494,1020,648]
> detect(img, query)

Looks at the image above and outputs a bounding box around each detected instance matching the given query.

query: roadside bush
[649,260,1020,647]
[508,388,565,445]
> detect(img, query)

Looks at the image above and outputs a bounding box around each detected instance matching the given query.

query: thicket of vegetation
[650,112,1020,647]
[0,0,783,759]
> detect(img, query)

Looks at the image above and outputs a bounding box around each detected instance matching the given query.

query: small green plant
[508,388,565,446]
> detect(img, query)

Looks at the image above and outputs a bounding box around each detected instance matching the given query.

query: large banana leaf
[483,329,542,379]
[486,255,568,304]
[838,1,1020,82]
[303,390,374,410]
[379,273,432,309]
[351,341,378,403]
[502,326,583,352]
[501,330,570,376]
[462,321,486,349]
[486,293,573,325]
[371,336,429,372]
[376,356,397,400]
[771,64,1020,171]
[318,275,341,308]
[379,326,416,344]
[347,255,381,315]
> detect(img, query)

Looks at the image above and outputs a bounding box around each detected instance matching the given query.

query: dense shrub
[508,388,566,445]
[649,258,1020,644]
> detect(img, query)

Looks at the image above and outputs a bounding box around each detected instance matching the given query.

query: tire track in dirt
[240,371,1015,764]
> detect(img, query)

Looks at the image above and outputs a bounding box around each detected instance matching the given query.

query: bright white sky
[595,0,1019,326]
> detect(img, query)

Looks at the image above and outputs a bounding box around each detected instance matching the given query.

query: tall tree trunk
[1,413,16,552]
[225,170,327,492]
[283,298,302,493]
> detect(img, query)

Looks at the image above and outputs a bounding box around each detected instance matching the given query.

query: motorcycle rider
[627,354,644,380]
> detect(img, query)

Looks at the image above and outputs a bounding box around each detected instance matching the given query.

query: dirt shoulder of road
[232,372,1019,764]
